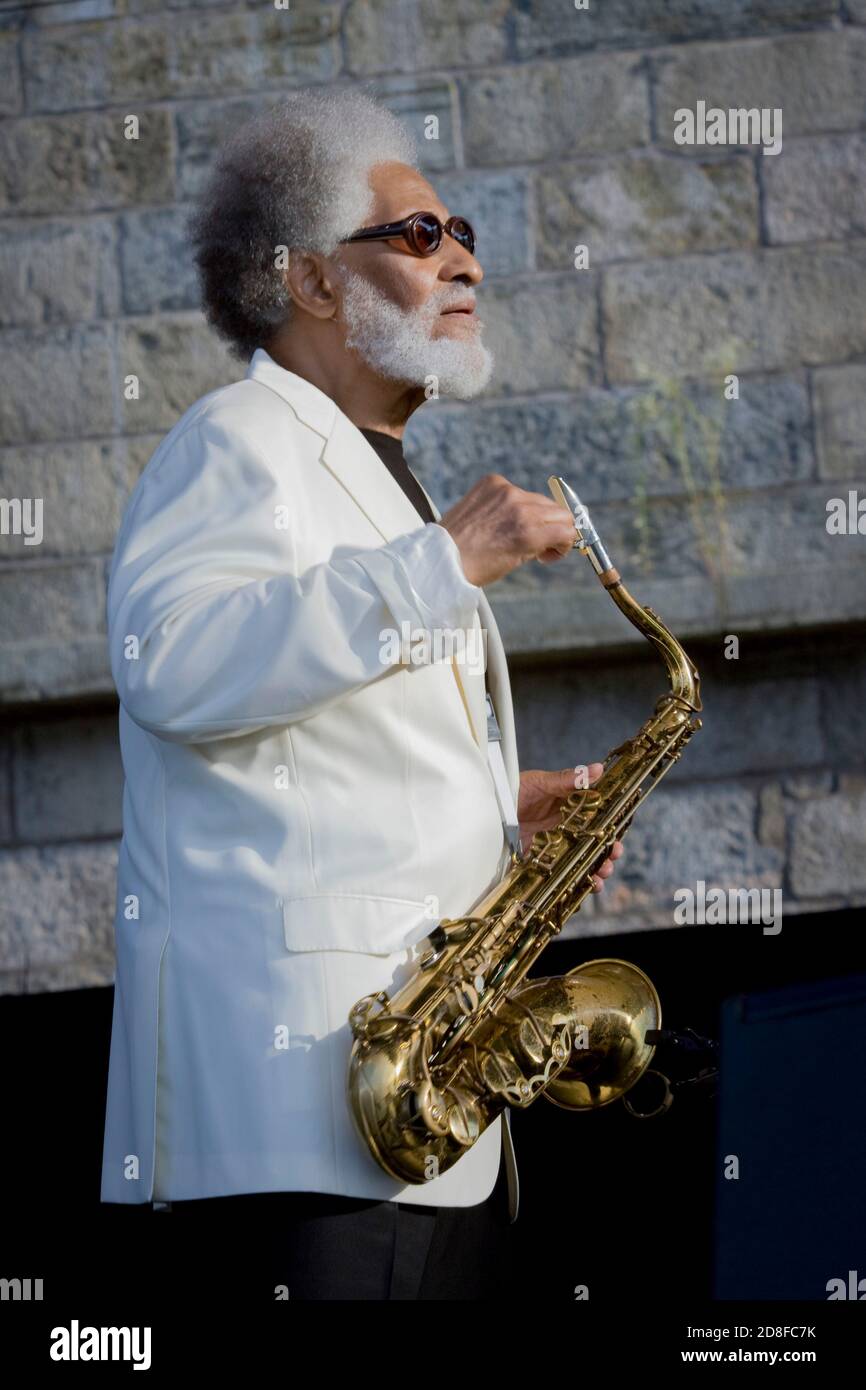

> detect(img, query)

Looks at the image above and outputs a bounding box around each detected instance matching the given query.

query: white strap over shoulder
[485,691,521,857]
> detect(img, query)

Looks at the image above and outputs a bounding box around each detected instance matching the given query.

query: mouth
[441,303,476,316]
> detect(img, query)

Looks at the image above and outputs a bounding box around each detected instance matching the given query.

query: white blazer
[100,347,521,1220]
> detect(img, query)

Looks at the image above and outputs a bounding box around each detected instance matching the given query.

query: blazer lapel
[245,349,513,777]
[247,347,437,545]
[322,409,439,548]
[320,413,489,754]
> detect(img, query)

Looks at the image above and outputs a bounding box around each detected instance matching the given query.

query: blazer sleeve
[108,411,481,744]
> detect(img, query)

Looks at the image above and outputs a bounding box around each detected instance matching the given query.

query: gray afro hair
[187,86,420,361]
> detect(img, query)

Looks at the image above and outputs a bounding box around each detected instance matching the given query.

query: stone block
[21,7,340,112]
[0,635,112,708]
[812,364,866,481]
[0,324,115,447]
[0,438,127,557]
[764,133,866,243]
[514,0,839,61]
[175,6,340,99]
[603,242,866,382]
[536,150,759,267]
[0,108,174,215]
[119,205,200,315]
[21,16,170,111]
[461,52,650,166]
[655,30,866,149]
[0,217,120,328]
[370,76,462,172]
[0,558,106,646]
[0,840,118,995]
[478,274,602,397]
[13,714,123,843]
[344,0,509,75]
[117,315,238,433]
[789,786,866,897]
[0,28,22,116]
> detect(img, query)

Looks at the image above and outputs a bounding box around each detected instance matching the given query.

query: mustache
[339,268,477,323]
[425,291,478,324]
[434,289,477,311]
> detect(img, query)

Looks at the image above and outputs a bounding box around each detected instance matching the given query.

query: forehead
[366,161,447,219]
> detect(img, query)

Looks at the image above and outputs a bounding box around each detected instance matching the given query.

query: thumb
[570,761,605,788]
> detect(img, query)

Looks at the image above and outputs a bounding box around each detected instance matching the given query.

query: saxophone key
[412,1079,451,1138]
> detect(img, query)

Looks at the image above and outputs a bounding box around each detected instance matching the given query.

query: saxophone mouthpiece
[547,476,619,586]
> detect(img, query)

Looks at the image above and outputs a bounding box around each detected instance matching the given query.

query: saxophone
[347,477,702,1185]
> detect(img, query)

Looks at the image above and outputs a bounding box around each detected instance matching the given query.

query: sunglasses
[339,210,476,258]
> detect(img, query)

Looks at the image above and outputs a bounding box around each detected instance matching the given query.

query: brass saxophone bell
[540,959,662,1111]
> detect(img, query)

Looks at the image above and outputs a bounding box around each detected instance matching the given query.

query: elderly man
[100,86,622,1301]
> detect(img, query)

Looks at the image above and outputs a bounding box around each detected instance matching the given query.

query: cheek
[383,263,439,312]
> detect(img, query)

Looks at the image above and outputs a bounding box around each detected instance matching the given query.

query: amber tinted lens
[449,218,475,254]
[411,214,443,254]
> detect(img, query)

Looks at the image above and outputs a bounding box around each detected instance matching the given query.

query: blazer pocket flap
[280,893,436,956]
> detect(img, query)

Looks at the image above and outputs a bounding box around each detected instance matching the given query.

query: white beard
[339,268,494,399]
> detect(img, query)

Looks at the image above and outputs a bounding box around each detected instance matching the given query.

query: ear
[280,251,340,322]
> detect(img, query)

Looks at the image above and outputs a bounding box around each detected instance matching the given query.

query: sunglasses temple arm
[341,220,416,245]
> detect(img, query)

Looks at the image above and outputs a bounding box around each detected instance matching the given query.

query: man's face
[332,161,494,399]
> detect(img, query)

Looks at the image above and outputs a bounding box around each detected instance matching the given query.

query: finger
[527,504,579,561]
[586,762,604,785]
[537,502,580,547]
[591,874,604,893]
[610,841,624,860]
[596,859,614,878]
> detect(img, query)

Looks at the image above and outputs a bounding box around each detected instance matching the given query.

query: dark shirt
[360,428,437,526]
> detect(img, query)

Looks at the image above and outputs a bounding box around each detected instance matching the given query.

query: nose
[442,238,483,288]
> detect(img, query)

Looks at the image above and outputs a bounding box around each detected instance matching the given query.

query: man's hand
[517,763,624,891]
[438,473,577,587]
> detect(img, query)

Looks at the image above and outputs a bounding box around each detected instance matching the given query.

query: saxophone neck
[548,476,702,714]
[607,579,702,713]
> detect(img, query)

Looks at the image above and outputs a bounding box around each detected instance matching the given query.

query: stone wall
[1,0,864,993]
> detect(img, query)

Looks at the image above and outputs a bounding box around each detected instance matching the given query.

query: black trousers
[152,1153,513,1301]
